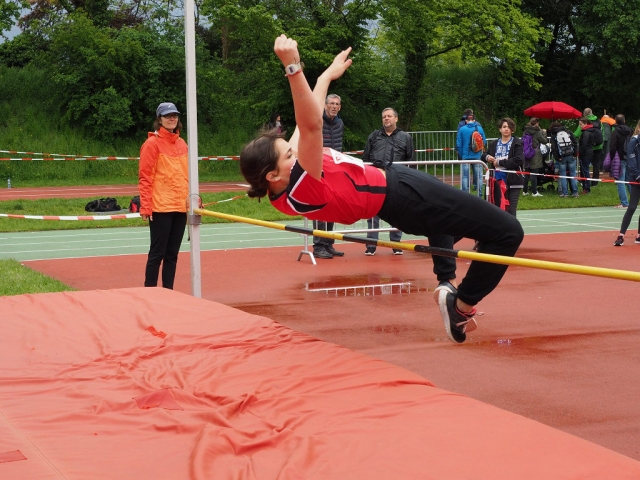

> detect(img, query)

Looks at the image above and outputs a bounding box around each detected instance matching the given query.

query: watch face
[286,64,301,75]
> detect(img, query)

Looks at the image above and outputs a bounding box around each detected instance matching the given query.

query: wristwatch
[284,62,304,77]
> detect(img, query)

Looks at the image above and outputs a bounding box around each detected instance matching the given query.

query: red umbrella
[523,101,582,120]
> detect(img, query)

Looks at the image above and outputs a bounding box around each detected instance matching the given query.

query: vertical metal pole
[184,0,202,297]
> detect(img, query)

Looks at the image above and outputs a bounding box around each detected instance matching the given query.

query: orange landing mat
[1,288,639,479]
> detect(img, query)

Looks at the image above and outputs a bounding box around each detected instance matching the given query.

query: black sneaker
[364,247,376,256]
[636,236,640,244]
[433,280,456,305]
[325,245,344,257]
[313,247,333,259]
[434,280,457,296]
[614,235,624,247]
[437,290,477,344]
[393,249,403,255]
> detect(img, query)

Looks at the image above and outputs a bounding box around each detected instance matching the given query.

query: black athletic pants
[145,211,187,289]
[312,221,335,248]
[377,165,524,306]
[619,185,640,235]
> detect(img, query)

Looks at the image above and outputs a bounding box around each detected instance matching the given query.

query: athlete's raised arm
[274,34,351,180]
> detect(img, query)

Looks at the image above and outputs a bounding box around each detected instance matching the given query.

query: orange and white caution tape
[0,213,141,221]
[0,194,245,219]
[199,156,240,161]
[0,156,139,161]
[0,155,241,161]
[0,149,114,157]
[494,168,640,186]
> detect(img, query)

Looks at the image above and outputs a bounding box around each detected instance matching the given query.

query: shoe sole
[437,290,458,342]
[433,281,456,306]
[364,252,375,256]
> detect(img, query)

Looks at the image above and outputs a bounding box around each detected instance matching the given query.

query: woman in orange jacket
[139,102,189,289]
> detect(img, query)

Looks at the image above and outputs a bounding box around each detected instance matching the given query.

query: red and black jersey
[270,148,387,225]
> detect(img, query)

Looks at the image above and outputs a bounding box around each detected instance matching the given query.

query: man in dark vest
[312,93,345,259]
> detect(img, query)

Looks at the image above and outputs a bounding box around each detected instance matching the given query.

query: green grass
[517,181,621,209]
[0,259,75,296]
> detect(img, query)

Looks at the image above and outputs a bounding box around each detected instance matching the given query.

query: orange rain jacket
[138,127,189,216]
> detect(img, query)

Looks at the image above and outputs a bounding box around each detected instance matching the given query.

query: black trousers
[377,165,524,306]
[579,154,592,191]
[523,167,543,194]
[619,185,640,234]
[145,211,187,289]
[592,149,603,184]
[312,221,334,248]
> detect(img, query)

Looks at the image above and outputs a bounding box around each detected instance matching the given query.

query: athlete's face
[268,138,295,189]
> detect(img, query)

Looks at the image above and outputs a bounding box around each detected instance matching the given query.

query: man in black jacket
[312,93,345,259]
[362,108,414,255]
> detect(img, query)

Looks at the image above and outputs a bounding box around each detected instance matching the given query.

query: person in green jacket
[574,108,603,188]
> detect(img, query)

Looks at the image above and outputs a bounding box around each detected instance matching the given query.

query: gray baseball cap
[156,102,180,117]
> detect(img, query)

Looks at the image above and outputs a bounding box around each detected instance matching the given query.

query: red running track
[0,182,248,201]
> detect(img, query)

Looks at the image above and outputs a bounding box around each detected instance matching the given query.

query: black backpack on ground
[129,195,141,213]
[85,197,120,212]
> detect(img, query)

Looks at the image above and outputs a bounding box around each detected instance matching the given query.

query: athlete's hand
[322,47,353,81]
[274,34,300,67]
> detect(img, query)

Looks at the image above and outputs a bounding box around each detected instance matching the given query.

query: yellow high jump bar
[194,208,640,283]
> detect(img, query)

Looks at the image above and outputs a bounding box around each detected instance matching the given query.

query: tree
[40,13,186,139]
[379,0,549,129]
[522,0,640,116]
[0,0,28,37]
[197,0,381,136]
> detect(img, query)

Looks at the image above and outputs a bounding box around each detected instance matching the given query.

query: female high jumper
[239,35,524,343]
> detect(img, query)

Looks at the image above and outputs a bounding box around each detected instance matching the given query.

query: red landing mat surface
[1,288,640,479]
[25,230,640,463]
